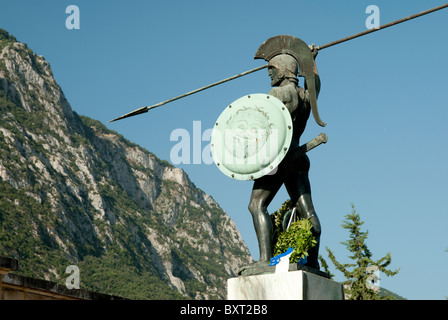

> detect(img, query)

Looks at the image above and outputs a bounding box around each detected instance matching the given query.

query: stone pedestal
[228,270,344,300]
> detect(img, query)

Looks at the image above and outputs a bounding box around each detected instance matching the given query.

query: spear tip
[108,106,149,123]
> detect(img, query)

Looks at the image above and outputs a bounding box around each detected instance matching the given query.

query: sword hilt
[300,133,328,153]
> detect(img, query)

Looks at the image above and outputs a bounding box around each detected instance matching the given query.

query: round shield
[210,93,293,181]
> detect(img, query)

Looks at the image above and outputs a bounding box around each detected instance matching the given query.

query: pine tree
[318,254,335,279]
[325,204,399,300]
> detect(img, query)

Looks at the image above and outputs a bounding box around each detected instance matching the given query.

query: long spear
[109,3,448,123]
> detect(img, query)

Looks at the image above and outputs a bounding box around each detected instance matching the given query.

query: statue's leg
[248,174,283,262]
[284,155,321,269]
[296,193,321,269]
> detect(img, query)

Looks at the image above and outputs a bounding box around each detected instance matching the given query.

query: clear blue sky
[1,0,447,299]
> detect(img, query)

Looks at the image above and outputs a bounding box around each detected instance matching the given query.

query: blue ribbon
[269,247,293,266]
[297,256,307,265]
[269,247,308,266]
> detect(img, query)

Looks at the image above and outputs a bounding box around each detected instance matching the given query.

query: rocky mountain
[0,29,253,299]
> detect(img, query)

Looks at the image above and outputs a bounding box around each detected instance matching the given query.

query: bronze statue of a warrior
[246,35,323,270]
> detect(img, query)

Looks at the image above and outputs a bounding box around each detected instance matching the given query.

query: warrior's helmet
[268,54,298,81]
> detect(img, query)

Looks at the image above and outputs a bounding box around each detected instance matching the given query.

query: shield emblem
[211,93,293,180]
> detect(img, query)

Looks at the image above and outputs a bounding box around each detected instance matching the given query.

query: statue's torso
[268,83,310,150]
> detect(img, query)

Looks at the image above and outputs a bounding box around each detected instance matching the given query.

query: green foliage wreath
[271,200,316,263]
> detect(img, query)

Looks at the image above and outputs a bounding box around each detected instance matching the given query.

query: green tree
[318,254,335,279]
[325,204,399,300]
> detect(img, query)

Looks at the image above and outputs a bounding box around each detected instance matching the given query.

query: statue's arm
[268,87,282,100]
[313,73,321,99]
[268,87,295,114]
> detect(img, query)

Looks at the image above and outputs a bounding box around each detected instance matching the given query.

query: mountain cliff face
[0,29,252,299]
